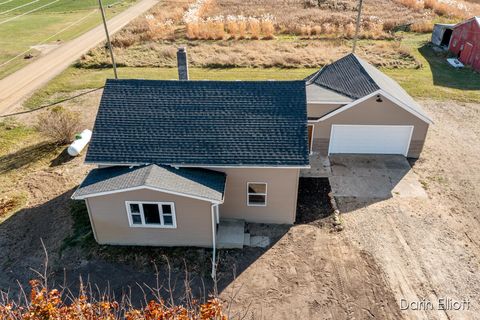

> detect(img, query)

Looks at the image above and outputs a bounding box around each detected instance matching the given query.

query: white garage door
[329,125,413,156]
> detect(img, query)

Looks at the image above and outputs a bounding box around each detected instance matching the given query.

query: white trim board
[309,90,433,125]
[72,185,223,204]
[87,162,311,169]
[125,201,177,229]
[246,182,268,207]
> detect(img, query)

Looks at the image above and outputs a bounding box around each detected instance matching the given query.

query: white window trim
[125,201,177,229]
[246,182,268,207]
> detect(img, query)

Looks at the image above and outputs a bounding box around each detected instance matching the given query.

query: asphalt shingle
[72,164,226,202]
[306,54,379,100]
[86,80,309,166]
[305,53,432,122]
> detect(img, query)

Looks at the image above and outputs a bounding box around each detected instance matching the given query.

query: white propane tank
[67,129,92,156]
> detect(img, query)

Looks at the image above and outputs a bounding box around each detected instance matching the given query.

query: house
[72,52,431,251]
[449,16,480,71]
[305,53,432,158]
[72,79,309,248]
[431,23,455,48]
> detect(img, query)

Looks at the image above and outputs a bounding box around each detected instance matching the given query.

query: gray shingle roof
[305,53,432,123]
[306,54,379,100]
[86,79,309,166]
[72,164,226,202]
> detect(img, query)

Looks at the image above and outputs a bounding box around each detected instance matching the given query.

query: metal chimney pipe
[177,47,189,80]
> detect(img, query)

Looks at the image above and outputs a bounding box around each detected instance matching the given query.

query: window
[126,201,176,228]
[247,182,267,206]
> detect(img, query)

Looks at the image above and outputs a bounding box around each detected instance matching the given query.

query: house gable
[312,91,433,125]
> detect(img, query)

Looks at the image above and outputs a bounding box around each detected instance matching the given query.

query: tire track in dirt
[386,205,450,320]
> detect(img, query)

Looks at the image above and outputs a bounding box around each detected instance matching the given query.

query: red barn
[449,17,480,71]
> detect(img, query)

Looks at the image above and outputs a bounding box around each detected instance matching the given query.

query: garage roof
[306,54,432,123]
[72,164,226,203]
[86,79,309,167]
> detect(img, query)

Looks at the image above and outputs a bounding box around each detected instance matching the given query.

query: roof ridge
[351,54,381,90]
[142,164,157,186]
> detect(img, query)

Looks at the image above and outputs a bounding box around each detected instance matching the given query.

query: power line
[0,0,15,6]
[0,0,40,15]
[0,9,98,68]
[0,0,60,26]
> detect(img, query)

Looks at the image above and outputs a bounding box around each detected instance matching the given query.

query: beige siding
[204,168,300,224]
[309,94,429,158]
[307,103,344,118]
[86,189,213,247]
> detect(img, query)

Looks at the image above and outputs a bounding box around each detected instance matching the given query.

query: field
[0,0,137,79]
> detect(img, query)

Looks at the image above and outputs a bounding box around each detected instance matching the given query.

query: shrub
[35,106,81,144]
[237,19,247,39]
[0,279,228,320]
[248,17,261,39]
[311,25,322,35]
[226,16,239,38]
[410,20,434,33]
[260,14,275,39]
[396,0,424,11]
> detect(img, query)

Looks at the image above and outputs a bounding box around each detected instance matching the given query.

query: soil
[0,95,479,319]
[339,99,480,320]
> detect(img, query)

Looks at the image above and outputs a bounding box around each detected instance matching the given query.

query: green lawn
[24,67,318,108]
[0,0,137,79]
[23,33,480,109]
[381,33,480,102]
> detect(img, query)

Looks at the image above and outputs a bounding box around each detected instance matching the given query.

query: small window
[126,202,176,228]
[247,182,267,206]
[129,203,142,225]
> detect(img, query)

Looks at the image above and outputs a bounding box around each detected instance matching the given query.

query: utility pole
[98,0,118,79]
[352,0,363,54]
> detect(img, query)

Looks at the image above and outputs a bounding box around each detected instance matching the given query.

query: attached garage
[305,54,433,158]
[329,125,413,156]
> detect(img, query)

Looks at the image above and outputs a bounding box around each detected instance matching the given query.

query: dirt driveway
[336,100,480,320]
[220,178,403,320]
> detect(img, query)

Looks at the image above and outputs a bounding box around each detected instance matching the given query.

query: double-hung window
[126,201,176,228]
[247,182,267,206]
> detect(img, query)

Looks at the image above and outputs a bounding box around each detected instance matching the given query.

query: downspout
[210,203,217,281]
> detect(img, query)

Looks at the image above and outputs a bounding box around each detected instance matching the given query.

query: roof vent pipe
[177,47,189,81]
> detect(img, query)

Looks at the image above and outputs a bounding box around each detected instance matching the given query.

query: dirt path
[0,0,159,116]
[221,224,402,319]
[339,100,480,319]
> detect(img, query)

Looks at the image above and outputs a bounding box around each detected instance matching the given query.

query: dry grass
[110,0,480,47]
[423,0,469,18]
[410,20,435,32]
[80,40,421,69]
[394,0,479,19]
[185,15,275,40]
[112,0,194,46]
[203,0,432,38]
[396,0,425,10]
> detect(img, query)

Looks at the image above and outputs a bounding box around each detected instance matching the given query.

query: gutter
[210,203,218,281]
